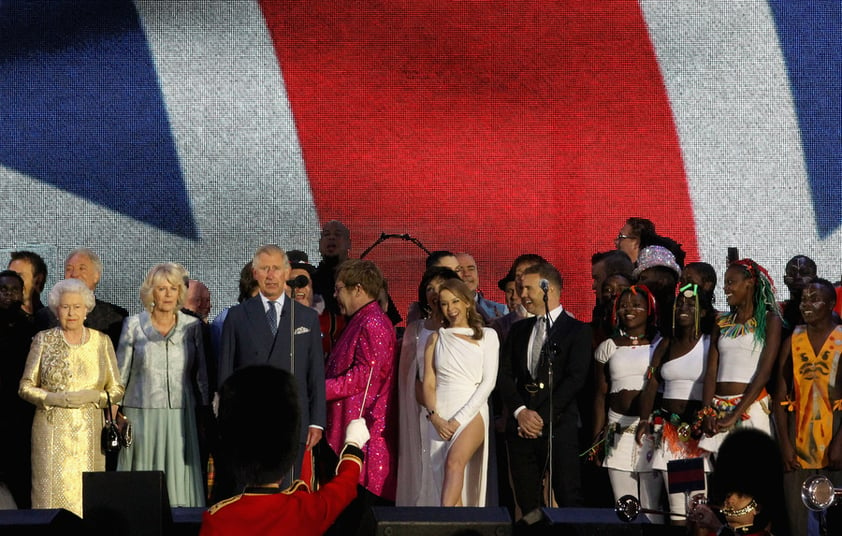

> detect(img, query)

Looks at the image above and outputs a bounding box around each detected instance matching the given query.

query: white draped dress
[427,327,499,506]
[395,320,437,506]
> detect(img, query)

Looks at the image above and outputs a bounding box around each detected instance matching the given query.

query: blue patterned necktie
[267,300,278,335]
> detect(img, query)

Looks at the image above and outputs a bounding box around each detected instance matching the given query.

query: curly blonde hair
[139,262,189,312]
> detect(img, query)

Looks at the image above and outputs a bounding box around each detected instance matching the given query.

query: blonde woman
[423,279,499,507]
[116,262,209,507]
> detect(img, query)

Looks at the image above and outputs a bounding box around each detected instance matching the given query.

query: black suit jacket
[218,295,326,443]
[496,311,592,436]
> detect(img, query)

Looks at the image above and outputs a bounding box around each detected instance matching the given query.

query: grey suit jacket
[218,295,326,443]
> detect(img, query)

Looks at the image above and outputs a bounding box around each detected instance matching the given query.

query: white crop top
[594,337,660,393]
[660,335,709,400]
[716,332,762,383]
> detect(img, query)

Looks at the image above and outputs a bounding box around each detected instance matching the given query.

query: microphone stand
[542,288,554,508]
[287,292,296,486]
[283,274,312,485]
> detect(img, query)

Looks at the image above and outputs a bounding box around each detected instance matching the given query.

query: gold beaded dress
[18,327,124,518]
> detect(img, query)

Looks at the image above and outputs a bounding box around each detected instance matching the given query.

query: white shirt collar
[538,304,564,326]
[259,292,286,311]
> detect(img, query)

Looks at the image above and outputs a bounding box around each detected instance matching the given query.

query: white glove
[344,418,370,448]
[65,389,102,406]
[44,392,70,408]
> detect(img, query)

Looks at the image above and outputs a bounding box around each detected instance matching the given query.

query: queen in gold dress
[18,278,124,518]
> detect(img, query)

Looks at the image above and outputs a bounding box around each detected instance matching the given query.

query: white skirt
[603,410,656,472]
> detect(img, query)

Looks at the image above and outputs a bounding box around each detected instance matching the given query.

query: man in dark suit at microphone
[215,244,325,501]
[496,262,591,518]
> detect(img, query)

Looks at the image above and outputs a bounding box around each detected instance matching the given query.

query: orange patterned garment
[791,325,842,468]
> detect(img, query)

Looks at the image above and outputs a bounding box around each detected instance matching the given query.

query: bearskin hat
[709,429,786,533]
[217,365,301,488]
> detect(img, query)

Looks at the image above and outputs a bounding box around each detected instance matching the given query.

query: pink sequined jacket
[325,301,397,500]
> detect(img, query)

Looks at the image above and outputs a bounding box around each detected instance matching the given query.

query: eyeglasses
[615,233,634,242]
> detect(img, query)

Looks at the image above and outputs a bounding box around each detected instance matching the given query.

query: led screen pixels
[1,0,839,327]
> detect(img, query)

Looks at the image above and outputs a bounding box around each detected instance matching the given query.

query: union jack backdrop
[1,0,839,322]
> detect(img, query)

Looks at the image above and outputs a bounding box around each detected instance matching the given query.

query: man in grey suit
[214,244,325,500]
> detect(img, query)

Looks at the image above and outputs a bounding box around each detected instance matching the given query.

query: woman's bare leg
[441,415,484,506]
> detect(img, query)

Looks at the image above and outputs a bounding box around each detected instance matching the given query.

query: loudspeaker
[83,471,173,536]
[0,509,83,535]
[372,506,512,536]
[171,507,204,536]
[515,508,685,536]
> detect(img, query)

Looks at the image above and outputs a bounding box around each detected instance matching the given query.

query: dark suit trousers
[507,418,582,514]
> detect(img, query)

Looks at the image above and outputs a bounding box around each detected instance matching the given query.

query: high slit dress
[427,327,498,506]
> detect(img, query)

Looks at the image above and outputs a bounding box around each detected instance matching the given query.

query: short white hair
[65,247,103,278]
[48,278,96,315]
[252,245,289,269]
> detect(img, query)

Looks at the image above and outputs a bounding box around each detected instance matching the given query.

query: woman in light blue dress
[116,262,209,507]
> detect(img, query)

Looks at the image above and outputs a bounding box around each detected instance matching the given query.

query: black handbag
[101,391,132,453]
[118,410,133,448]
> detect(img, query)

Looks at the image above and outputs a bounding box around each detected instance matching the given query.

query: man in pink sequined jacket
[325,259,397,503]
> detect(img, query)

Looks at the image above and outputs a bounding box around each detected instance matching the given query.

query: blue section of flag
[0,0,198,240]
[768,0,842,238]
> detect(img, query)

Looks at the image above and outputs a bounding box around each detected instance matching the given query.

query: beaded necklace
[717,312,757,339]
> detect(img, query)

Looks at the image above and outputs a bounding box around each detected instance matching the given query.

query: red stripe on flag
[260,0,699,320]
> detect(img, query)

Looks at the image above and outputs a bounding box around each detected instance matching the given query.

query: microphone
[539,279,549,294]
[286,275,310,289]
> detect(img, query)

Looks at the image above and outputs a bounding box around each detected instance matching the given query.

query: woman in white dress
[422,279,499,507]
[395,266,461,506]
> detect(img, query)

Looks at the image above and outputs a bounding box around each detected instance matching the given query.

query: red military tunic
[200,446,363,536]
